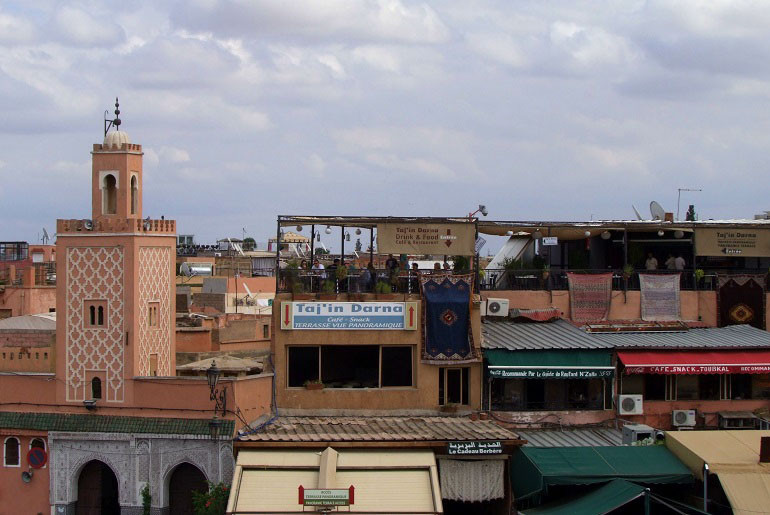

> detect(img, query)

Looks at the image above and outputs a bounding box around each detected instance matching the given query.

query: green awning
[512,446,693,501]
[522,479,646,515]
[485,349,614,379]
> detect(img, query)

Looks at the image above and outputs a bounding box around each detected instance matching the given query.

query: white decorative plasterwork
[66,246,125,401]
[138,247,173,376]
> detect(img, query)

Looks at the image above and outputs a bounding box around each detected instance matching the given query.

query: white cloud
[52,6,126,47]
[0,12,36,44]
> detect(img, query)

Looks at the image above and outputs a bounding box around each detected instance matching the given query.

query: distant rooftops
[482,318,770,351]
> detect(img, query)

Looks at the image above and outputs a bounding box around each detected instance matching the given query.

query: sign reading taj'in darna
[376,223,476,255]
[695,228,770,257]
[281,302,419,330]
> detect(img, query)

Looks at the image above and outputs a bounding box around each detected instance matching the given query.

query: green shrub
[192,482,230,515]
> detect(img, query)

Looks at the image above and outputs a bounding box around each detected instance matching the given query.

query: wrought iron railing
[277,267,469,294]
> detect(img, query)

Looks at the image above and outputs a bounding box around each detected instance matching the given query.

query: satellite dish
[21,470,33,483]
[631,205,643,221]
[42,228,50,244]
[180,263,192,277]
[143,216,152,231]
[650,201,666,221]
[83,219,94,230]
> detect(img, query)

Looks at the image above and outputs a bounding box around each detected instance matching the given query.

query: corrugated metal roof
[483,319,770,351]
[0,313,56,331]
[517,429,623,447]
[483,319,613,350]
[594,324,770,349]
[237,416,520,442]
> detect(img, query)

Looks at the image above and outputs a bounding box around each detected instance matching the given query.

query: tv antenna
[650,201,666,221]
[41,228,50,245]
[677,188,702,220]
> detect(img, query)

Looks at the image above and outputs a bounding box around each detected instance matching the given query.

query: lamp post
[208,416,223,440]
[206,361,227,417]
[467,204,488,220]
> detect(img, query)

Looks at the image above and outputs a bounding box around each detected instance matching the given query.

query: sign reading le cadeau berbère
[447,441,503,455]
[281,302,418,331]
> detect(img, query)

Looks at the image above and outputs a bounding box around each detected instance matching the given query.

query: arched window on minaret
[103,174,117,215]
[130,175,138,215]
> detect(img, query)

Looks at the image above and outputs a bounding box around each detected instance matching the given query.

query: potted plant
[375,280,398,300]
[319,280,337,300]
[694,268,705,286]
[622,263,634,281]
[292,282,314,301]
[541,264,551,281]
[304,379,324,390]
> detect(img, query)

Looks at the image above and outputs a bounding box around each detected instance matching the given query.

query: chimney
[760,437,770,463]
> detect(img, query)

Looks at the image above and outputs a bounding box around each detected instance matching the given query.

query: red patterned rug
[567,273,612,322]
[718,275,766,329]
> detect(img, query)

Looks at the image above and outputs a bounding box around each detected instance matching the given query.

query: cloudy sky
[2,0,769,250]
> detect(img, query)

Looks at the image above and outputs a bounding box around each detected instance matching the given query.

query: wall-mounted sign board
[281,302,418,330]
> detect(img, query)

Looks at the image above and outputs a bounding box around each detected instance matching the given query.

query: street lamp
[209,416,223,440]
[206,361,227,417]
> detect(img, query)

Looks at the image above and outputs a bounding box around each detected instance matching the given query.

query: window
[677,375,699,400]
[91,377,102,399]
[147,302,159,328]
[84,300,107,328]
[130,175,138,215]
[262,324,269,339]
[381,347,412,387]
[439,367,469,405]
[4,437,19,467]
[699,375,721,400]
[287,345,415,389]
[621,375,643,395]
[752,374,770,399]
[288,347,320,387]
[149,354,158,376]
[103,174,117,214]
[645,375,667,400]
[322,346,378,388]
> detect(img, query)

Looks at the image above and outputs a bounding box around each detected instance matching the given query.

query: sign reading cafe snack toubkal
[281,302,419,330]
[376,222,476,255]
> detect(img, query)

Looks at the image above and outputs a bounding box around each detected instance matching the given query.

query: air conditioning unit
[622,423,654,445]
[485,298,509,317]
[618,394,643,415]
[672,409,697,427]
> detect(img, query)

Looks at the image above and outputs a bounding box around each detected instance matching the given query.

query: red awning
[618,350,770,375]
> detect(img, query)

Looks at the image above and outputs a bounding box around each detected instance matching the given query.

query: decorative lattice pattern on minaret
[138,247,173,376]
[66,247,125,402]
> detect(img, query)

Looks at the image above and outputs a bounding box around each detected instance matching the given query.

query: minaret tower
[55,99,177,405]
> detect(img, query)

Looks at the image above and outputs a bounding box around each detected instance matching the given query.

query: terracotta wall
[273,295,483,411]
[233,374,274,430]
[625,399,770,430]
[176,328,215,352]
[0,286,56,317]
[0,430,50,515]
[482,290,723,325]
[0,330,54,373]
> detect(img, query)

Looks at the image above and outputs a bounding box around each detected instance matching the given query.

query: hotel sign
[695,228,770,258]
[447,441,503,455]
[377,223,476,255]
[281,302,418,330]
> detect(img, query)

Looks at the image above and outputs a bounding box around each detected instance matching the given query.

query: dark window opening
[103,174,117,214]
[97,306,104,326]
[440,368,470,405]
[89,305,96,325]
[699,374,720,400]
[752,374,770,399]
[30,438,45,451]
[91,377,102,399]
[381,347,412,387]
[263,324,269,339]
[321,345,378,388]
[677,375,699,400]
[4,437,19,466]
[288,347,319,387]
[645,375,666,400]
[130,175,138,215]
[492,378,606,411]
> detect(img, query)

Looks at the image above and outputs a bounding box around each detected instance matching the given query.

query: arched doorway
[76,460,120,515]
[169,462,208,515]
